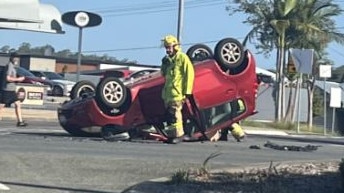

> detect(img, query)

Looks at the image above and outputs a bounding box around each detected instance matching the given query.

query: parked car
[15,66,56,95]
[58,37,258,142]
[30,70,76,96]
[257,73,274,85]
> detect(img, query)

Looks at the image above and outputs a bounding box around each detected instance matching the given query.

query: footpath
[0,96,65,122]
[1,107,57,122]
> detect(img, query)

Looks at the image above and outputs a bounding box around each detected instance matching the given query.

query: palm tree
[269,0,297,121]
[287,0,344,127]
[227,0,297,121]
[227,0,344,125]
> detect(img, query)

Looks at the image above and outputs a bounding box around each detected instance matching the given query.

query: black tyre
[186,44,213,62]
[52,85,64,96]
[95,77,128,109]
[70,80,96,100]
[214,38,245,70]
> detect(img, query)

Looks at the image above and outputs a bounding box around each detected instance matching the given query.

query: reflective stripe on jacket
[161,51,194,103]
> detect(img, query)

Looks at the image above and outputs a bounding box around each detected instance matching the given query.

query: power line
[90,0,226,17]
[92,0,223,12]
[82,39,241,54]
[328,45,344,59]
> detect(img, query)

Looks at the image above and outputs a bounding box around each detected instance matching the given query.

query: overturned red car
[57,37,258,142]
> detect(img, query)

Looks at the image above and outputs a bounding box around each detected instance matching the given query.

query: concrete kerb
[0,96,67,122]
[243,126,289,136]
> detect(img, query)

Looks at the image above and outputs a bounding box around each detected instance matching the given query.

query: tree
[55,49,73,58]
[227,0,344,125]
[227,0,297,121]
[17,42,32,53]
[269,0,297,121]
[287,0,344,127]
[0,45,11,53]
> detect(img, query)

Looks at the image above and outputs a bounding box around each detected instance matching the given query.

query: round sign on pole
[74,12,89,27]
[62,11,102,81]
[62,11,102,28]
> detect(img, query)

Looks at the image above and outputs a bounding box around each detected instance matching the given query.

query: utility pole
[177,0,184,42]
[76,27,83,82]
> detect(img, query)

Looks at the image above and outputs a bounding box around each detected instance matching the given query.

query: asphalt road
[0,120,344,193]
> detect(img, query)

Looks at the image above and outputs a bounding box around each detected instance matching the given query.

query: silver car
[30,70,76,96]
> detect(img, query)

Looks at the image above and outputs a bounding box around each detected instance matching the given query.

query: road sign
[319,65,332,78]
[290,49,314,74]
[74,12,90,27]
[62,11,102,28]
[330,87,341,108]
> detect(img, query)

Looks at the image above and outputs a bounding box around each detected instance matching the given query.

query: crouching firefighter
[219,99,246,142]
[160,35,195,144]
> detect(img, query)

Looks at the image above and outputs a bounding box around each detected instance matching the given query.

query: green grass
[169,152,222,184]
[170,169,190,184]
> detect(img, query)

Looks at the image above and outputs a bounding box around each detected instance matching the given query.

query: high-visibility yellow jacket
[161,51,194,103]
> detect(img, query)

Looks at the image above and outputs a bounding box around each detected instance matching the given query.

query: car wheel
[96,77,128,109]
[214,38,245,70]
[52,86,64,96]
[186,44,213,62]
[70,80,96,100]
[61,124,100,137]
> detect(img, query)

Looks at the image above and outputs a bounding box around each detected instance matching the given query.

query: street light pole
[76,27,83,82]
[177,0,184,42]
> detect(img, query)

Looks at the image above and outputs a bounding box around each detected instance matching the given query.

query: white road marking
[0,132,11,135]
[0,183,10,190]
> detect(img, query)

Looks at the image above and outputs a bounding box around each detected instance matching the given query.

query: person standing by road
[0,53,27,126]
[0,89,3,121]
[160,35,194,144]
[0,64,7,120]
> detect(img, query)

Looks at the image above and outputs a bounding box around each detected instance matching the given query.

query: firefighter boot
[230,123,245,142]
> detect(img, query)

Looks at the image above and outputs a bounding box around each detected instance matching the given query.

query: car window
[127,69,158,80]
[202,99,246,127]
[16,67,36,77]
[31,71,42,77]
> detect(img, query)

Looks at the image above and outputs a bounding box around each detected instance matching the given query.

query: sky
[1,0,344,70]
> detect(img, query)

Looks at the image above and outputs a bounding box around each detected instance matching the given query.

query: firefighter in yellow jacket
[219,99,246,142]
[161,35,194,144]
